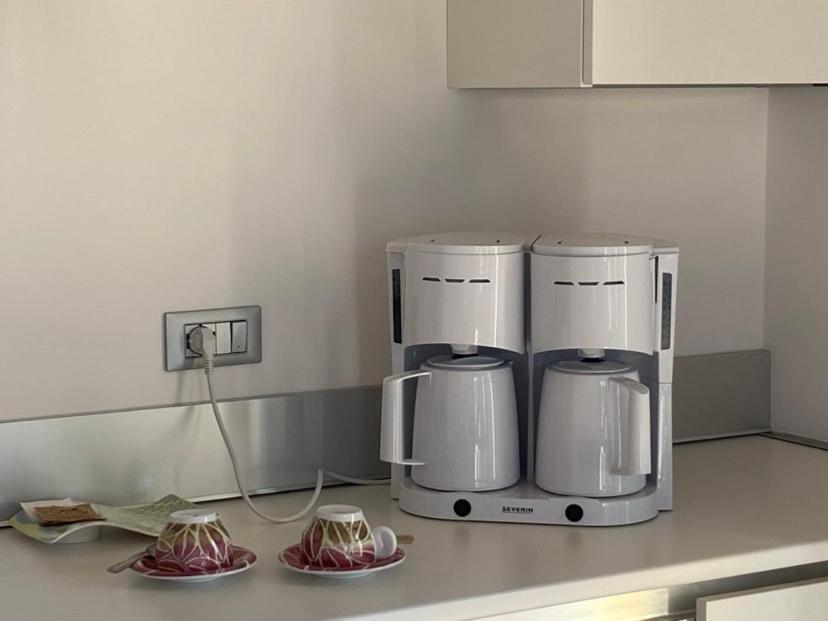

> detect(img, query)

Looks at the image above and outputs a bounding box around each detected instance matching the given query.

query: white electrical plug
[188,326,216,373]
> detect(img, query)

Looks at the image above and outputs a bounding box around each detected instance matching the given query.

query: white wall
[0,1,769,421]
[765,88,828,442]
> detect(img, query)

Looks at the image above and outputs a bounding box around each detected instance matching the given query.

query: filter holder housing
[387,232,528,354]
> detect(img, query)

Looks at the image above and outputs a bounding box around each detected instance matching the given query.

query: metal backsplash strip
[0,387,386,521]
[0,350,769,522]
[673,349,771,442]
[762,432,828,452]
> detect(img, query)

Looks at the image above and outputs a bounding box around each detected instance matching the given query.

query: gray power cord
[189,326,389,524]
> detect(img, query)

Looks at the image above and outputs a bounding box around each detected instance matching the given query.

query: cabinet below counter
[1,436,828,620]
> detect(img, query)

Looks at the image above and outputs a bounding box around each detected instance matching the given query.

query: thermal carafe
[381,355,520,492]
[535,358,651,497]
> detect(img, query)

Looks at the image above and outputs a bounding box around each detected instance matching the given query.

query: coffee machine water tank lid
[532,234,654,257]
[386,232,529,255]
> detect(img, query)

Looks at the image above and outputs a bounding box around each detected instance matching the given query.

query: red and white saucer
[129,545,257,583]
[278,544,406,579]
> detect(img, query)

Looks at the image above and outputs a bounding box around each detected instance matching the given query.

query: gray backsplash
[0,350,770,522]
[0,388,386,522]
[673,349,771,441]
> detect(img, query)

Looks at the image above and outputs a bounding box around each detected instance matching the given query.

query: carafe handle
[610,378,652,476]
[380,370,431,466]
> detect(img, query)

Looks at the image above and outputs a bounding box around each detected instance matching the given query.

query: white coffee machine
[381,232,678,526]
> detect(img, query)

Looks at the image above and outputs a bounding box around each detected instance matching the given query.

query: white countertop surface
[3,436,828,621]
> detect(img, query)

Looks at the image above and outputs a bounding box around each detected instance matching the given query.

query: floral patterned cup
[300,504,397,569]
[154,509,233,574]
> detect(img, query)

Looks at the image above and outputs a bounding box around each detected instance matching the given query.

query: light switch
[216,322,232,355]
[231,321,248,353]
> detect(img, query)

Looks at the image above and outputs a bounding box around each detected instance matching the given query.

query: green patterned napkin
[10,494,199,544]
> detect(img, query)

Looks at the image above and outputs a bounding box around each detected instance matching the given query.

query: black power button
[453,499,472,517]
[565,504,584,523]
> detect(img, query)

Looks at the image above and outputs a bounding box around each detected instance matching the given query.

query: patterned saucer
[129,545,257,583]
[278,543,405,579]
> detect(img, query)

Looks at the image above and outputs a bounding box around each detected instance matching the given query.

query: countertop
[2,436,828,621]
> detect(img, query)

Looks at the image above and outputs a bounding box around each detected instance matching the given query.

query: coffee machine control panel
[660,273,673,350]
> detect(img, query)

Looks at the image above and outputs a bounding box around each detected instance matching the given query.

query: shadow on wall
[345,88,591,379]
[0,1,767,422]
[218,2,766,401]
[327,6,591,381]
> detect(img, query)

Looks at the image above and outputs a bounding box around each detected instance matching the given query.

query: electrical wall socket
[164,306,262,371]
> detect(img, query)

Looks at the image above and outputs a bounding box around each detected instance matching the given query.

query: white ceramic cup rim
[314,504,366,522]
[168,509,219,525]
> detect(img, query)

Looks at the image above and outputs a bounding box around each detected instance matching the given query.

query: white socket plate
[164,306,262,371]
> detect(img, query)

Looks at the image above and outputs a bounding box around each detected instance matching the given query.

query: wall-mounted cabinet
[448,0,828,88]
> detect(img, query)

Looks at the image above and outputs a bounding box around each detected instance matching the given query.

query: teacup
[300,504,396,569]
[154,509,234,574]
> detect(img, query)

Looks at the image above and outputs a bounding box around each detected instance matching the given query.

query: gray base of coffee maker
[398,477,660,526]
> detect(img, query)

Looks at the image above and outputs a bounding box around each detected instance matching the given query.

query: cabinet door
[697,577,828,621]
[447,0,584,88]
[590,0,828,85]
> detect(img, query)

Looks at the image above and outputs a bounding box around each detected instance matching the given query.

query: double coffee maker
[380,232,678,526]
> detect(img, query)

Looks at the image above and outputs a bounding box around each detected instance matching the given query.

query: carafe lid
[426,355,505,370]
[387,232,529,255]
[532,234,654,257]
[552,359,630,375]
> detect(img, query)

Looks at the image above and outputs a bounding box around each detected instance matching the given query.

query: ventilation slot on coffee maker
[553,281,575,286]
[445,278,465,283]
[468,279,491,284]
[422,277,441,282]
[603,280,625,286]
[578,281,600,286]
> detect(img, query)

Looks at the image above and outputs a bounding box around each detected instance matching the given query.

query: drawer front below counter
[475,562,828,621]
[698,577,828,621]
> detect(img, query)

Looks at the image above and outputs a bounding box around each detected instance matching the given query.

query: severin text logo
[501,506,533,514]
